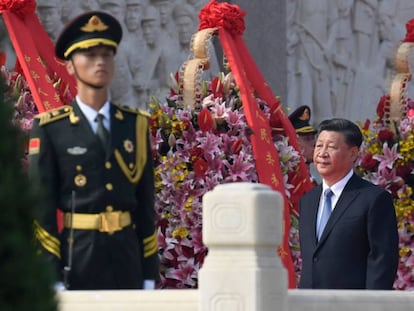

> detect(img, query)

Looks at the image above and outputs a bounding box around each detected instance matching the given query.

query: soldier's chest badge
[123,139,134,153]
[67,146,87,155]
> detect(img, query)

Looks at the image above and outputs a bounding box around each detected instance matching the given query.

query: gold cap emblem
[81,16,109,32]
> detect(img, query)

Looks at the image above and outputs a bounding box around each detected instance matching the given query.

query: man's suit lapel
[307,186,323,247]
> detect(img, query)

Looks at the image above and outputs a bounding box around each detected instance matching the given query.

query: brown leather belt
[64,211,131,233]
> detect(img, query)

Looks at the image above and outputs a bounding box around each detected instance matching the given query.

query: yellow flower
[172,227,189,239]
[399,247,410,258]
[185,196,194,212]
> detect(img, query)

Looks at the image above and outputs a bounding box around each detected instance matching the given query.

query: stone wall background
[1,0,414,124]
[287,0,414,125]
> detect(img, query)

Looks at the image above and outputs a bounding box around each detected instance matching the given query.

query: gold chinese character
[278,245,288,258]
[43,101,51,109]
[38,88,49,96]
[265,151,275,166]
[31,70,40,81]
[45,74,54,83]
[37,56,46,68]
[255,110,266,123]
[271,173,279,187]
[260,128,271,144]
[53,93,60,102]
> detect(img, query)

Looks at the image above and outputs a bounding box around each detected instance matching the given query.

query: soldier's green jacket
[29,101,159,290]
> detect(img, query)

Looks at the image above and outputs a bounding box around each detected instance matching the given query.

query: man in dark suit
[299,118,399,289]
[28,11,159,290]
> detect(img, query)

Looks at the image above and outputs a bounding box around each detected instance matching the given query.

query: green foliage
[0,76,57,311]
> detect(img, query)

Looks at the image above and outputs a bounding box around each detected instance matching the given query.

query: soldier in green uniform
[28,11,159,290]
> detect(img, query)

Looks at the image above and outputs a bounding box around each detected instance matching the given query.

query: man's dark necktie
[95,113,109,149]
[317,189,333,240]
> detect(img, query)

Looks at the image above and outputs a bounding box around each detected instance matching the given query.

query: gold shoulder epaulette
[138,109,151,118]
[115,104,151,117]
[35,106,73,126]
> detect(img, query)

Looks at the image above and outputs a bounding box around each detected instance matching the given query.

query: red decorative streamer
[200,0,314,288]
[1,0,76,231]
[1,0,76,112]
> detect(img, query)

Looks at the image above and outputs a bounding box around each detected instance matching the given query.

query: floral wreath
[357,18,414,290]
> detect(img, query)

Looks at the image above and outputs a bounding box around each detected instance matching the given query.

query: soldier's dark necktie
[317,189,333,241]
[95,113,109,149]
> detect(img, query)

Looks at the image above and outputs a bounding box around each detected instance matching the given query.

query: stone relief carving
[288,0,333,123]
[0,0,212,110]
[287,0,413,125]
[2,0,414,122]
[36,0,64,43]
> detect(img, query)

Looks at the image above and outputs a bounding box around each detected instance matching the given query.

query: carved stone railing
[57,182,287,311]
[57,183,414,311]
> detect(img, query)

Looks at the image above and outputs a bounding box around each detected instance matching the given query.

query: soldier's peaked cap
[288,105,316,134]
[55,11,122,60]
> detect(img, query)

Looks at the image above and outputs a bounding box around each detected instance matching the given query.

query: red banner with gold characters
[0,0,75,112]
[1,0,76,233]
[199,0,314,288]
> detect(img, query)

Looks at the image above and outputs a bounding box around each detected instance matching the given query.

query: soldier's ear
[66,59,75,75]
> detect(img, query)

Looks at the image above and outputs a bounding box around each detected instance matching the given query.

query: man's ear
[351,146,360,161]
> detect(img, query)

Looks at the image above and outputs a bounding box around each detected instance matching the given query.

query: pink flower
[373,142,403,173]
[358,98,414,289]
[149,73,302,288]
[165,258,197,287]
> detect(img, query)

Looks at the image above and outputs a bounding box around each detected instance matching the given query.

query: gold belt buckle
[99,211,122,234]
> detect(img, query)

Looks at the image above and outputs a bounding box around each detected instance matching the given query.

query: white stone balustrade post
[199,182,287,311]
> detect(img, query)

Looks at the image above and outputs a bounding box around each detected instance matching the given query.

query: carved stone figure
[328,0,355,116]
[61,0,83,24]
[80,0,100,11]
[287,0,301,113]
[172,3,196,65]
[36,0,63,42]
[186,0,207,14]
[99,0,138,108]
[0,18,15,68]
[293,0,333,124]
[348,1,403,121]
[150,0,177,37]
[141,5,176,101]
[352,0,379,67]
[150,0,181,76]
[376,2,404,81]
[171,1,221,77]
[124,0,149,106]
